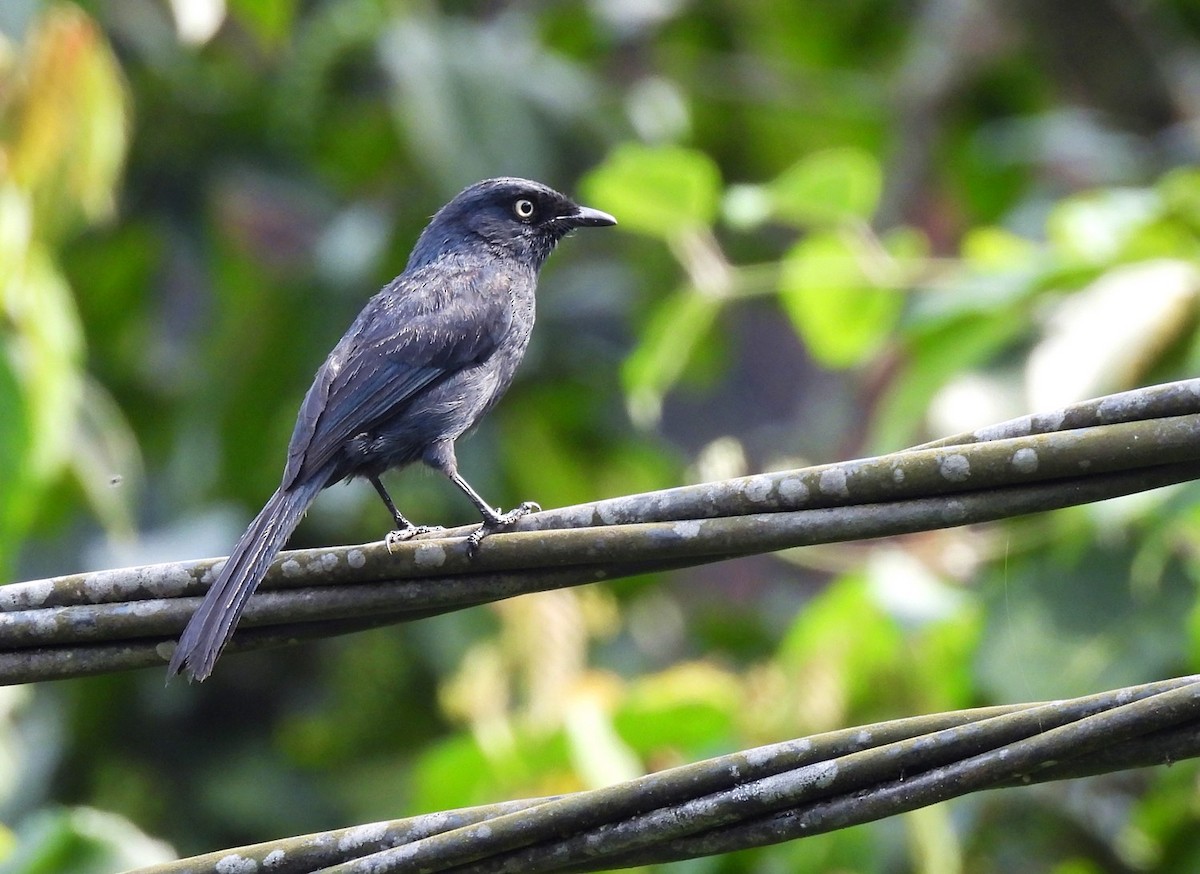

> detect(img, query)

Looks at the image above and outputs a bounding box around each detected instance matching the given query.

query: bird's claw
[508,500,541,521]
[465,501,541,552]
[385,524,445,553]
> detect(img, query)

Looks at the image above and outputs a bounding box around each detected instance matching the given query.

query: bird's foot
[466,501,541,551]
[385,524,445,553]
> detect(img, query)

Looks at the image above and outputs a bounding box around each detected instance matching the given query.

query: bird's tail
[168,478,324,681]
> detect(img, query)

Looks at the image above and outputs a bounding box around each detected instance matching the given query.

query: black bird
[169,178,616,681]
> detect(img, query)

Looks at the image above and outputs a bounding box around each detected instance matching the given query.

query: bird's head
[409,177,616,270]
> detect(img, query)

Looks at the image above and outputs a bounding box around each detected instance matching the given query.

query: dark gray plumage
[169,178,616,681]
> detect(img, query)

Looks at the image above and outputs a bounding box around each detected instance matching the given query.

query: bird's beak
[567,205,618,227]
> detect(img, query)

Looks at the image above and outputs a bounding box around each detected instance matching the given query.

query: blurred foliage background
[3,0,1200,871]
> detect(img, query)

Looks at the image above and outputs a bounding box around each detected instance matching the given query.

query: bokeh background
[5,0,1200,871]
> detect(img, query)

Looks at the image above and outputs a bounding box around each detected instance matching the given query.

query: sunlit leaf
[9,5,129,240]
[581,144,722,239]
[770,147,882,226]
[961,226,1039,269]
[622,287,722,426]
[1159,166,1200,227]
[0,3,135,556]
[880,224,931,288]
[409,729,576,814]
[778,229,902,368]
[0,187,84,481]
[0,348,32,574]
[722,183,773,230]
[616,662,740,752]
[6,245,84,478]
[409,734,497,813]
[1046,188,1159,265]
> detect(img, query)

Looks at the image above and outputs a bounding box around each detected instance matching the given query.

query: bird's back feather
[283,257,520,486]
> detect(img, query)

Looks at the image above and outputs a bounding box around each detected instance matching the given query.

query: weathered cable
[4,398,1200,684]
[126,677,1200,874]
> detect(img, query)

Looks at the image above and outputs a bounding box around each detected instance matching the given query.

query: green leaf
[10,245,84,478]
[622,287,722,426]
[3,807,172,874]
[721,182,773,230]
[1046,188,1159,265]
[867,309,1026,452]
[501,392,595,509]
[0,346,33,575]
[880,224,931,287]
[961,225,1039,269]
[1158,166,1200,228]
[770,147,882,226]
[409,734,495,812]
[617,663,739,753]
[778,230,902,368]
[229,0,297,49]
[976,544,1194,701]
[777,574,907,721]
[581,144,722,239]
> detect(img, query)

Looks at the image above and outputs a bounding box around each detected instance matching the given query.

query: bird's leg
[448,470,540,548]
[424,441,539,549]
[370,475,414,528]
[370,475,443,548]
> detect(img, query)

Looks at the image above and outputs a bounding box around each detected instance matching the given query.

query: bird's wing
[282,264,514,486]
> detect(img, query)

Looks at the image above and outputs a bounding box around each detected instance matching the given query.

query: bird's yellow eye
[513,198,536,220]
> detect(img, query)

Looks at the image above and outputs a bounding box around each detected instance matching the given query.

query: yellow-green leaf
[778,230,902,368]
[1046,189,1158,265]
[622,288,722,426]
[770,147,882,226]
[581,144,722,239]
[961,226,1038,269]
[9,5,129,240]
